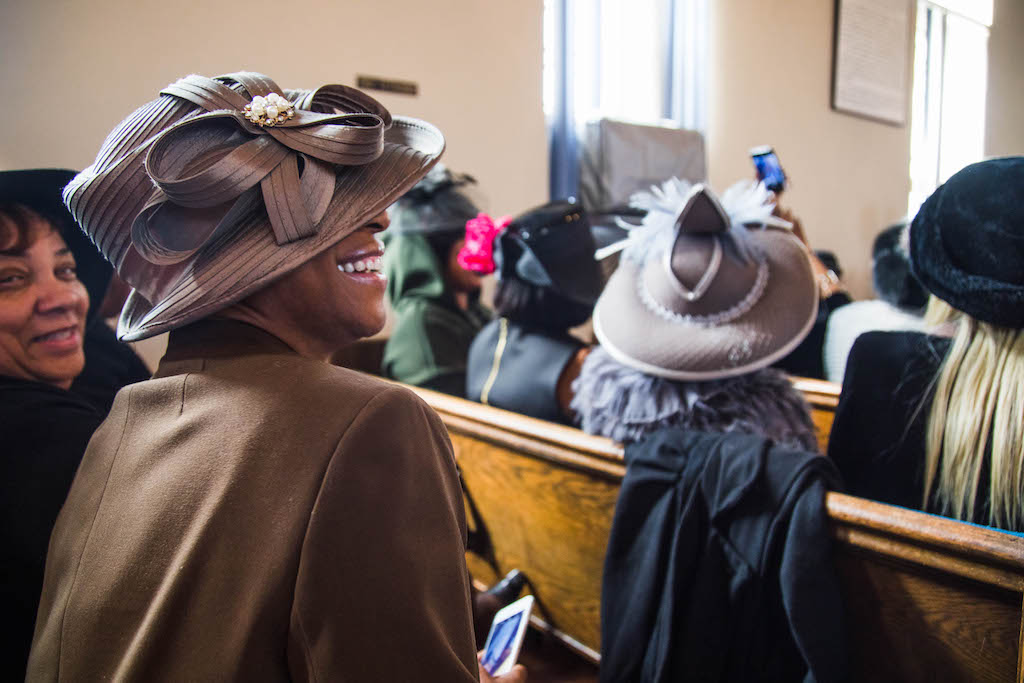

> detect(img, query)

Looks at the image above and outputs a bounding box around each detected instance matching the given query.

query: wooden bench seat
[406,385,1024,682]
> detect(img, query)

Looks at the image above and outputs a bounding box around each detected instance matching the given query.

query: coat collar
[155,318,298,378]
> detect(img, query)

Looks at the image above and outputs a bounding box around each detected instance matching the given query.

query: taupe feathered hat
[64,72,444,341]
[593,179,818,380]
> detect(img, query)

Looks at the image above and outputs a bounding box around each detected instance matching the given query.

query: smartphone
[750,145,787,193]
[480,595,534,676]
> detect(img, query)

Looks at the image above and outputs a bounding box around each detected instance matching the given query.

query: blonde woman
[828,157,1024,532]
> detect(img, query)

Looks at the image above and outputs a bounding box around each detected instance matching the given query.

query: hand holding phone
[479,595,534,677]
[750,145,787,194]
[478,660,527,683]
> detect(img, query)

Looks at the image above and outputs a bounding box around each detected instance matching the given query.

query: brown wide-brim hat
[64,72,444,341]
[593,182,818,380]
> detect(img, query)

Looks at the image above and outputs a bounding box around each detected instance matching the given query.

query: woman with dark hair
[381,165,492,395]
[0,170,100,679]
[822,221,928,382]
[465,200,604,423]
[829,157,1024,532]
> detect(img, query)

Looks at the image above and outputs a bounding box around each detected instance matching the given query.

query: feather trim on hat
[570,347,818,450]
[611,178,791,265]
[619,177,694,264]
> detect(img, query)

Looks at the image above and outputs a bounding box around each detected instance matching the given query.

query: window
[544,0,708,200]
[908,0,993,215]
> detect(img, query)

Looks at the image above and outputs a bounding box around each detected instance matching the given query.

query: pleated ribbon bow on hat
[64,71,444,340]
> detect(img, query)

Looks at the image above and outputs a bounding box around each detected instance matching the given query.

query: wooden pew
[333,338,841,453]
[829,493,1024,681]
[792,375,840,453]
[408,385,1024,682]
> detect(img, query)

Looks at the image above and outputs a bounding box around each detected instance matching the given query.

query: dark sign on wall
[832,0,912,125]
[356,75,418,96]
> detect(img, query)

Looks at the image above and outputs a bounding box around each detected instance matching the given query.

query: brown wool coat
[27,320,479,682]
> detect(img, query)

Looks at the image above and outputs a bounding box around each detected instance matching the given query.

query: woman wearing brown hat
[829,157,1024,533]
[27,73,522,682]
[571,178,819,451]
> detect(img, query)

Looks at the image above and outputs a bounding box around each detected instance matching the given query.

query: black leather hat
[910,157,1024,328]
[494,200,605,305]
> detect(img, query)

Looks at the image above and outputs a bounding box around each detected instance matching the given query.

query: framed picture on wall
[831,0,913,125]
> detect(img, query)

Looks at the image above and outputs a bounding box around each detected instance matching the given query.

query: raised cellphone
[480,595,534,676]
[750,145,787,193]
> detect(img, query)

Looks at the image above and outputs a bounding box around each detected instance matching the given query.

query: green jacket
[382,233,491,395]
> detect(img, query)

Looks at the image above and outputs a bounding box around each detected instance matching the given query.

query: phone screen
[751,148,787,193]
[481,611,524,675]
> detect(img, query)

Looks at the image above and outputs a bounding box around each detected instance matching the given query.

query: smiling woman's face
[0,210,89,389]
[237,211,391,359]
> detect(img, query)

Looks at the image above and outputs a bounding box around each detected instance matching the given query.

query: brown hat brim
[117,116,443,341]
[593,228,818,380]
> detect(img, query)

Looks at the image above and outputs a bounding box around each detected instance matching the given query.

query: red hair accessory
[458,212,510,274]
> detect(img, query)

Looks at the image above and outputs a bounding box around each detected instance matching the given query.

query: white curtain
[545,0,708,200]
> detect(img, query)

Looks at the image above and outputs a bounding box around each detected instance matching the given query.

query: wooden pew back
[334,338,841,452]
[792,376,839,453]
[829,493,1024,681]
[408,386,1024,682]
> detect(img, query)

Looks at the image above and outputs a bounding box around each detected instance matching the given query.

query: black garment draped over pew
[601,429,846,683]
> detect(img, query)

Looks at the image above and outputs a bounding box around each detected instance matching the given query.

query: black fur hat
[910,157,1024,328]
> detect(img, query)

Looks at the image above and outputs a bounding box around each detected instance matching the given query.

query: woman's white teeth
[339,256,382,274]
[40,329,73,341]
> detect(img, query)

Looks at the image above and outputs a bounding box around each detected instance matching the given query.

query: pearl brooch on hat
[244,93,295,127]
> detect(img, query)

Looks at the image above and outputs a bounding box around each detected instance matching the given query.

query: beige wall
[3,0,1022,307]
[706,0,1024,299]
[0,0,547,216]
[1,0,547,370]
[706,0,914,299]
[986,0,1024,157]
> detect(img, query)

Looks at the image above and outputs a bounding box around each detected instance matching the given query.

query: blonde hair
[923,296,960,329]
[923,295,1024,530]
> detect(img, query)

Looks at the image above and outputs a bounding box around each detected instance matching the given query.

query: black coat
[601,428,846,683]
[1,376,102,680]
[466,318,582,424]
[828,331,957,517]
[70,317,151,416]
